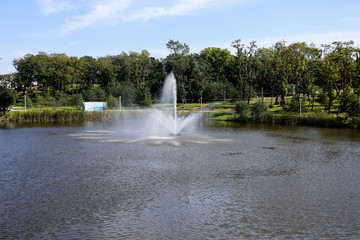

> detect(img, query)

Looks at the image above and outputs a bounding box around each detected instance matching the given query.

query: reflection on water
[1,120,360,239]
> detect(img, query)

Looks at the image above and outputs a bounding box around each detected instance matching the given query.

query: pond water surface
[1,120,360,239]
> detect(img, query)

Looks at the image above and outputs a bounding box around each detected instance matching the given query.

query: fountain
[71,72,231,146]
[151,72,200,136]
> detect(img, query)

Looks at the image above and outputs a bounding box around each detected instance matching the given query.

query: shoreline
[1,109,359,129]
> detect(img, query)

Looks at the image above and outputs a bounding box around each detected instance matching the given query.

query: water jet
[151,72,200,136]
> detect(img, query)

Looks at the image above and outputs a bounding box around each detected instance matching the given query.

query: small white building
[83,102,107,110]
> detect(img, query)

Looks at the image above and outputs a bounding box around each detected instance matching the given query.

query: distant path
[202,101,226,112]
[10,107,23,111]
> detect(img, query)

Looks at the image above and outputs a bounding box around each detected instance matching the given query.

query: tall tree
[304,44,322,110]
[166,40,190,55]
[13,54,37,94]
[231,39,246,99]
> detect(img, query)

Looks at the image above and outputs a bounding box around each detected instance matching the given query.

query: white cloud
[125,0,217,22]
[61,0,131,34]
[50,0,242,34]
[37,0,82,15]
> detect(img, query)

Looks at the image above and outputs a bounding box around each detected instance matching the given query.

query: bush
[286,95,306,113]
[235,101,248,115]
[341,93,358,113]
[317,90,329,109]
[69,93,84,109]
[106,94,119,109]
[0,87,17,115]
[347,97,360,117]
[118,82,136,106]
[25,95,33,108]
[250,101,267,121]
[50,91,68,109]
[136,87,152,107]
[35,95,46,108]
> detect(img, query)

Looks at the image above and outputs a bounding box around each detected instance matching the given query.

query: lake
[1,119,360,239]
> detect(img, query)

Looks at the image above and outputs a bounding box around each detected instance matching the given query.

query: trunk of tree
[311,86,316,111]
[242,84,246,101]
[327,79,333,114]
[247,79,252,105]
[280,94,285,105]
[337,88,350,115]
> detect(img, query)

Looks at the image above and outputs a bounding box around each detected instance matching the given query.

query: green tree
[331,41,356,115]
[13,54,37,94]
[200,47,232,82]
[166,40,190,55]
[270,41,288,106]
[69,93,84,109]
[286,95,306,113]
[286,42,308,95]
[250,101,268,121]
[0,87,17,115]
[304,44,322,110]
[231,39,246,99]
[106,94,119,109]
[136,87,152,107]
[235,101,248,115]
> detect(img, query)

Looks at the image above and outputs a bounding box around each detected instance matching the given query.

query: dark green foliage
[317,90,329,107]
[118,82,136,106]
[340,93,357,112]
[250,101,267,121]
[3,39,358,116]
[286,95,306,113]
[106,94,119,109]
[69,93,84,109]
[83,87,105,102]
[136,87,152,107]
[34,95,46,108]
[50,91,68,109]
[235,101,248,115]
[347,97,360,117]
[25,95,33,108]
[0,87,17,115]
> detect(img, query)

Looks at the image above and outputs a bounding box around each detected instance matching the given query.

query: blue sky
[1,0,360,74]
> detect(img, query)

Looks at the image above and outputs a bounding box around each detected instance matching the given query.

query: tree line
[1,39,360,115]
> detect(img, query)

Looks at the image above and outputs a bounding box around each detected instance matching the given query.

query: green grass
[4,95,359,128]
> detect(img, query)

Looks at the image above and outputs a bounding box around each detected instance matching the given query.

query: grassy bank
[2,101,360,129]
[210,112,360,129]
[1,110,146,122]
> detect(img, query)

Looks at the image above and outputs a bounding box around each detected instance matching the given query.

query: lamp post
[224,90,226,103]
[200,97,203,112]
[24,95,27,111]
[119,96,122,111]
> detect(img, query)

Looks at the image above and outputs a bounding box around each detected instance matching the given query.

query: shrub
[235,101,248,115]
[106,94,119,109]
[136,87,152,107]
[69,93,84,109]
[35,95,46,108]
[347,97,360,117]
[0,87,17,115]
[24,95,33,108]
[250,101,267,121]
[286,95,306,113]
[317,90,329,109]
